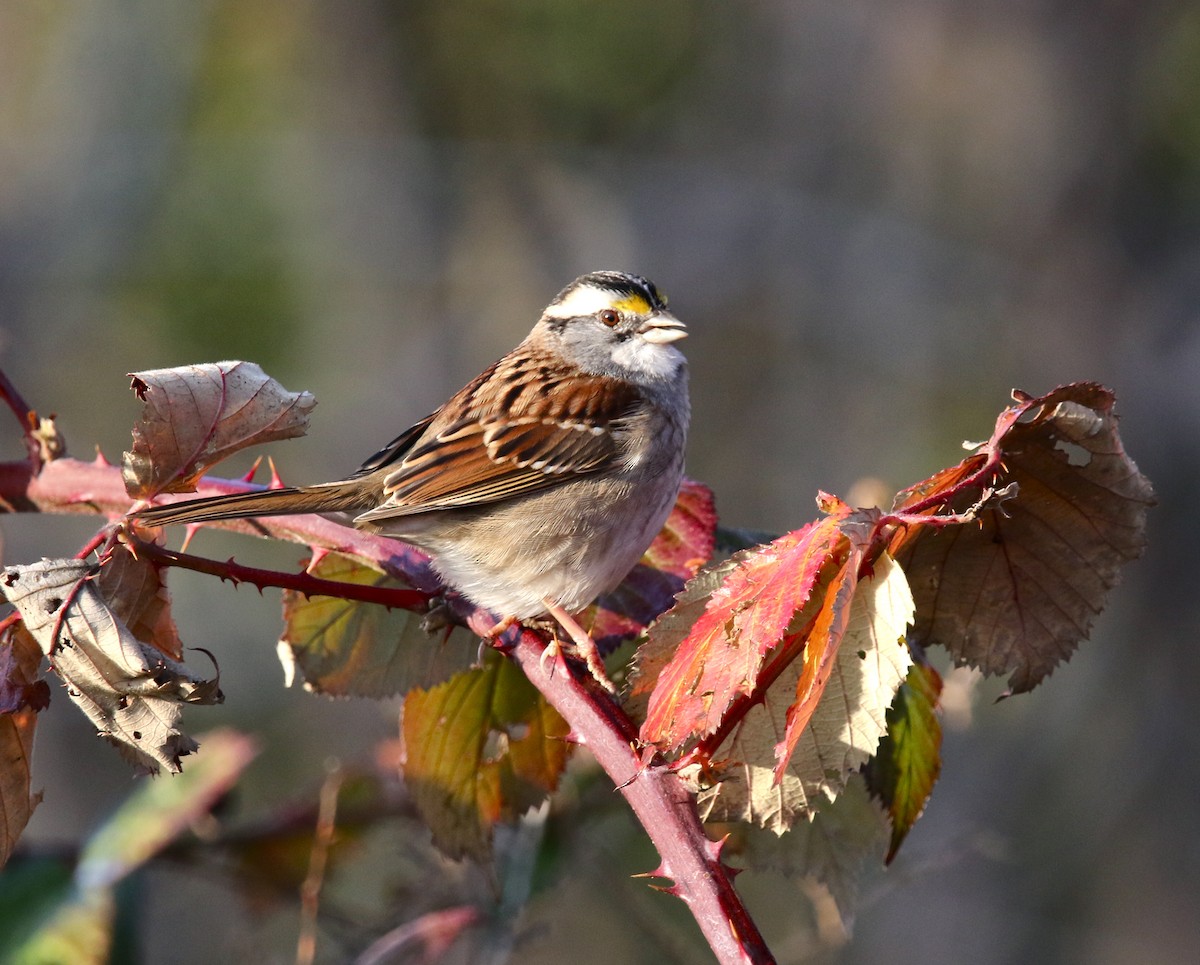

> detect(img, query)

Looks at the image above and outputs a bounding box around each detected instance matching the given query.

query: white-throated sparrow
[132,271,690,689]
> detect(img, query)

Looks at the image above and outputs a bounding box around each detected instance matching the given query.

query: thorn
[181,522,202,552]
[241,456,264,483]
[307,546,330,571]
[632,862,672,881]
[92,447,111,467]
[223,558,245,589]
[557,730,585,745]
[267,456,286,489]
[704,834,729,863]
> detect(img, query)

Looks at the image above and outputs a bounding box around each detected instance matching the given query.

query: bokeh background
[2,2,1197,962]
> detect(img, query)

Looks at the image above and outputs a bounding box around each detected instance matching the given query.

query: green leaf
[863,661,943,863]
[402,653,570,862]
[279,552,479,697]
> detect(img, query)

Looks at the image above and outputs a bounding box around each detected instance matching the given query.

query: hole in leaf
[1054,439,1092,467]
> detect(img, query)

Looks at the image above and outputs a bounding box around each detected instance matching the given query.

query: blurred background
[1,1,1197,962]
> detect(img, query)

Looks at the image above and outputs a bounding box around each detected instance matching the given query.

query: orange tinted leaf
[402,654,569,862]
[891,383,1154,691]
[774,553,860,782]
[640,512,847,750]
[123,361,316,498]
[0,625,49,716]
[1,625,45,868]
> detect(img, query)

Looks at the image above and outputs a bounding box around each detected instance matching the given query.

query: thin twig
[296,760,344,965]
[0,368,40,470]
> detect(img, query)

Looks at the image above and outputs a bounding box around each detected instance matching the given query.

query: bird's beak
[639,312,688,344]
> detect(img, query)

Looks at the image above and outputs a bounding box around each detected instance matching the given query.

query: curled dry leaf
[890,382,1155,692]
[123,361,316,499]
[96,545,183,660]
[1,559,221,774]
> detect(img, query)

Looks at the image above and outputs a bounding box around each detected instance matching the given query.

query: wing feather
[355,348,641,523]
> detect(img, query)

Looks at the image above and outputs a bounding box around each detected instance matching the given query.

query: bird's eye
[598,308,619,327]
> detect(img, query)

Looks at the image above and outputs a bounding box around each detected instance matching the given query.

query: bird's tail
[131,481,375,528]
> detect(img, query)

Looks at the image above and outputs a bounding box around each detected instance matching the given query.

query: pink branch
[484,616,773,965]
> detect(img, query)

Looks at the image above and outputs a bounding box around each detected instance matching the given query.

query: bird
[131,271,690,691]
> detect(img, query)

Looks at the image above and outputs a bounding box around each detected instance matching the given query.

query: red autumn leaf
[639,508,848,750]
[688,554,913,832]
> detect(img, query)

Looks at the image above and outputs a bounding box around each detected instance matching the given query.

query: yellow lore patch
[611,294,653,315]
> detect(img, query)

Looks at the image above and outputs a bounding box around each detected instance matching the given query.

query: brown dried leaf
[1,706,41,869]
[1,625,46,868]
[123,361,316,498]
[1,559,221,774]
[892,383,1155,691]
[96,545,183,660]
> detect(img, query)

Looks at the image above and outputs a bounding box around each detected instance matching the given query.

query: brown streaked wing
[358,357,642,518]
